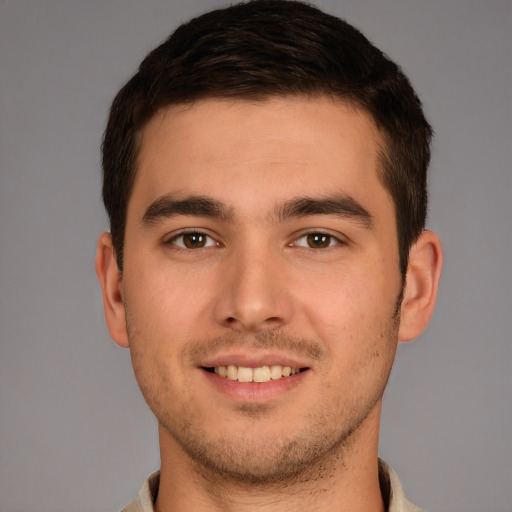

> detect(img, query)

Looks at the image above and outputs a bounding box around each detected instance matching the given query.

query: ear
[398,230,443,342]
[95,232,129,347]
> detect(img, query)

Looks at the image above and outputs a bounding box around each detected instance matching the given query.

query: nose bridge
[215,238,291,332]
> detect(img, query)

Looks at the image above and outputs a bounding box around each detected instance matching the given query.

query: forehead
[132,96,389,219]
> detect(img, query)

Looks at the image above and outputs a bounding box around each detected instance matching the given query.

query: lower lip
[201,368,309,402]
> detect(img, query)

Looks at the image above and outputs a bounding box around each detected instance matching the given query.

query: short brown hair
[102,0,432,276]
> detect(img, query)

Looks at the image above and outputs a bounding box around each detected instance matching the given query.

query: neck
[155,404,385,512]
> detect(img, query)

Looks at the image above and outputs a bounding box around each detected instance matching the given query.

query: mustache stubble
[181,329,328,366]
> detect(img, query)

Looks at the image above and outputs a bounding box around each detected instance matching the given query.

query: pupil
[307,234,330,248]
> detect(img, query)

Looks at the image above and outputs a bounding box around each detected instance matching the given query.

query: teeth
[237,366,253,382]
[212,364,301,382]
[270,365,283,380]
[227,365,238,380]
[253,366,271,382]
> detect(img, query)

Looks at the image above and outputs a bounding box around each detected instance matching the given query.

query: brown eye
[183,233,207,248]
[306,233,332,248]
[291,232,341,249]
[169,232,217,249]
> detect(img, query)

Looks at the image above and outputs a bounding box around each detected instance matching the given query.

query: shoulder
[379,459,423,512]
[121,471,160,512]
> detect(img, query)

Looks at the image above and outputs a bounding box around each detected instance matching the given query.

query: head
[96,0,442,491]
[102,0,432,277]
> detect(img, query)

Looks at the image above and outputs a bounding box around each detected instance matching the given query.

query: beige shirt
[122,459,422,512]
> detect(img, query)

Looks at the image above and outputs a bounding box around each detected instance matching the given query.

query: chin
[160,402,369,486]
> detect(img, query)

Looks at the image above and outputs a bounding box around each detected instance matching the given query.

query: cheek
[122,260,217,393]
[125,293,194,421]
[124,259,214,338]
[296,264,399,364]
[296,265,386,328]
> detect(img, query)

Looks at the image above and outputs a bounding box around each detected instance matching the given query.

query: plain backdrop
[0,1,511,511]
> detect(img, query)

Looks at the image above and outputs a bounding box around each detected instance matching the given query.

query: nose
[213,246,293,333]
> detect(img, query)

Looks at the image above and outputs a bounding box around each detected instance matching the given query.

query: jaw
[156,397,385,512]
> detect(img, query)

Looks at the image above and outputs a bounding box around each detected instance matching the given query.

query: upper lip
[200,351,311,369]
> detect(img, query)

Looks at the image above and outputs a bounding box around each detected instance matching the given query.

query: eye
[167,231,218,249]
[292,232,342,249]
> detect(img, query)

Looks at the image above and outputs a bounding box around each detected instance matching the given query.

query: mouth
[203,365,308,383]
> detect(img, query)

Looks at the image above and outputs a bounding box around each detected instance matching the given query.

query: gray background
[0,1,511,511]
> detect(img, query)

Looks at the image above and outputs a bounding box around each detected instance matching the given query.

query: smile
[206,365,305,383]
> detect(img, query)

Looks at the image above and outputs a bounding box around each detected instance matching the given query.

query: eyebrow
[141,193,373,229]
[275,195,373,228]
[141,195,233,226]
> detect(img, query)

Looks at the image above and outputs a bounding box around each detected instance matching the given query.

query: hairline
[128,91,395,219]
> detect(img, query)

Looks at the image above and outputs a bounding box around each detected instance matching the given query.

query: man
[95,1,443,510]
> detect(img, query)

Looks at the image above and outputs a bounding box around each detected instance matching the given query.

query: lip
[201,350,310,370]
[201,366,310,402]
[198,350,311,402]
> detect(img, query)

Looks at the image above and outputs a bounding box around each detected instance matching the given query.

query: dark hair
[102,0,432,276]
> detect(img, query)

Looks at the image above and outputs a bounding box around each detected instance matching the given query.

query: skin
[96,96,442,512]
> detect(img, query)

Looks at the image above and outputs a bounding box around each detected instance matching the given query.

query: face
[117,97,404,482]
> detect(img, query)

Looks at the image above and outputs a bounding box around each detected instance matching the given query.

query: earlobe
[95,232,130,348]
[398,230,443,342]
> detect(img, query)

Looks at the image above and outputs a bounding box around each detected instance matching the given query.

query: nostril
[223,315,282,330]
